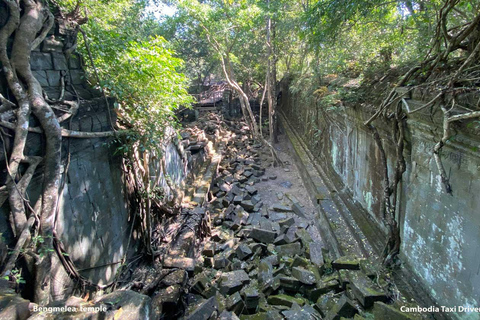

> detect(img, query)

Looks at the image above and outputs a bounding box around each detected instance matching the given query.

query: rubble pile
[14,115,425,320]
[180,120,420,320]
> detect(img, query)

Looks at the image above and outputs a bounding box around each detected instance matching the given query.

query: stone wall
[279,80,480,319]
[0,23,193,300]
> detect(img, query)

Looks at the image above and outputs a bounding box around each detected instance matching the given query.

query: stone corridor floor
[174,116,425,320]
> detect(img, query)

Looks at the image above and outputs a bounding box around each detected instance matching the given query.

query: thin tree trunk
[266,2,274,142]
[266,1,278,143]
[272,19,278,143]
[259,76,268,138]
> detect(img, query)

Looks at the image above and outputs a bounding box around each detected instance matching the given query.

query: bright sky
[146,1,177,20]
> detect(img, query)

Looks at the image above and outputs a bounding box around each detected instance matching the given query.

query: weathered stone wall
[280,80,480,319]
[0,23,193,299]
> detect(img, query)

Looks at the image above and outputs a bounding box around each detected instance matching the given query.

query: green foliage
[174,0,268,87]
[32,235,55,257]
[4,268,26,285]
[56,0,193,152]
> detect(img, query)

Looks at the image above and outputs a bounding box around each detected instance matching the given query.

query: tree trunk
[2,0,63,304]
[266,1,278,143]
[272,19,278,143]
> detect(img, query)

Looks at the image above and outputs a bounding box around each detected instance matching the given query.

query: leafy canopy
[56,0,193,150]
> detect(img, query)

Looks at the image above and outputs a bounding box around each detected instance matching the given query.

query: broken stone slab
[273,263,286,277]
[332,256,361,270]
[285,193,301,205]
[280,181,293,188]
[236,244,253,260]
[242,286,260,311]
[262,254,280,267]
[308,279,340,301]
[226,292,245,315]
[240,200,255,212]
[233,195,244,205]
[253,201,263,212]
[222,198,232,208]
[276,242,302,257]
[185,296,219,320]
[250,228,277,243]
[309,243,325,268]
[219,183,232,193]
[290,255,310,268]
[219,310,241,320]
[349,272,388,308]
[258,259,274,283]
[278,276,302,292]
[232,212,249,229]
[220,270,251,295]
[225,192,235,203]
[229,258,247,271]
[223,221,235,230]
[212,197,226,209]
[203,257,214,268]
[213,254,230,269]
[249,242,268,256]
[248,268,258,278]
[271,204,292,212]
[292,203,307,218]
[273,234,289,245]
[263,310,284,320]
[191,273,212,295]
[202,285,220,299]
[162,269,187,287]
[314,293,338,317]
[338,270,354,290]
[246,212,262,226]
[359,259,380,279]
[211,228,233,242]
[151,284,183,317]
[282,304,321,320]
[278,217,295,229]
[236,227,253,239]
[269,211,288,221]
[324,295,358,320]
[295,229,313,249]
[251,195,261,205]
[224,204,236,219]
[239,313,271,320]
[163,257,195,272]
[203,243,216,257]
[231,185,244,195]
[291,267,317,285]
[259,218,279,233]
[238,175,249,183]
[245,185,258,195]
[243,171,253,178]
[285,226,299,243]
[267,295,305,308]
[267,243,276,255]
